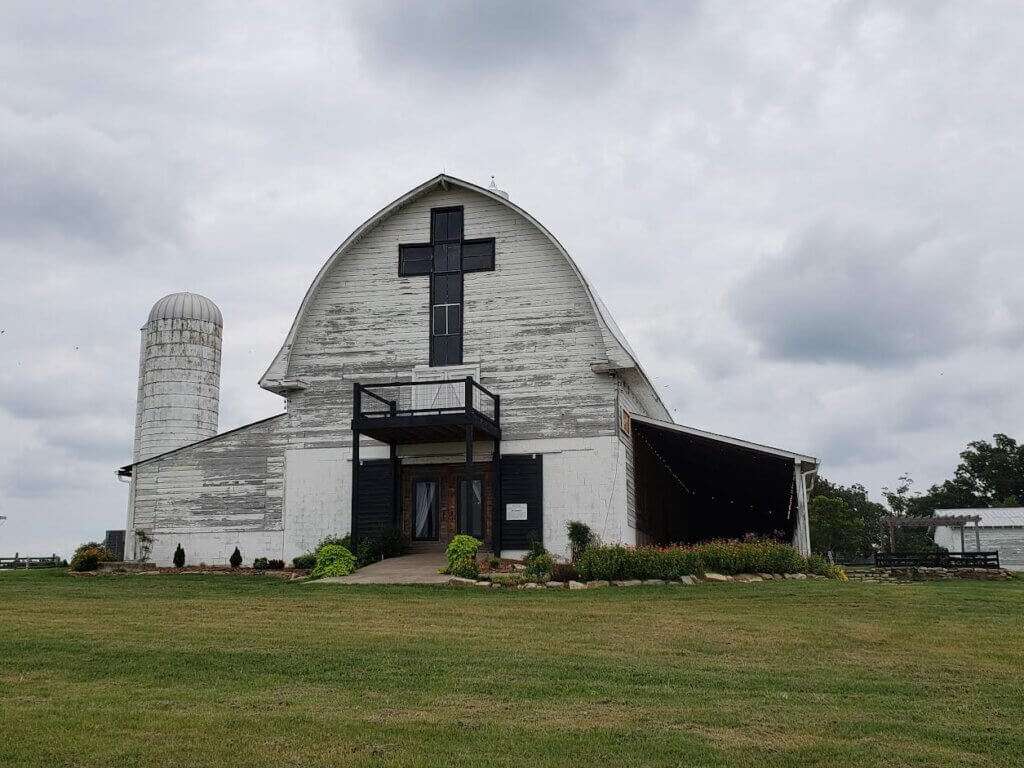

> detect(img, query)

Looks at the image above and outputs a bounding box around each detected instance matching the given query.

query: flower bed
[576,540,846,582]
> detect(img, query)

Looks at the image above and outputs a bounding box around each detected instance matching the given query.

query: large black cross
[399,206,495,366]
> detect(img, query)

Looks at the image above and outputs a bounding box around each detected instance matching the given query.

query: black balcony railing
[354,376,499,426]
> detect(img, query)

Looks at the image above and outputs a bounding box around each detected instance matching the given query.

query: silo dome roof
[147,292,223,326]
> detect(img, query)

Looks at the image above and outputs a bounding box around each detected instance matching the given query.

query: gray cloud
[347,0,640,89]
[731,223,1021,366]
[3,1,1024,555]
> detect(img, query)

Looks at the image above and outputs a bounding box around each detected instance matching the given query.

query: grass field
[1,570,1022,767]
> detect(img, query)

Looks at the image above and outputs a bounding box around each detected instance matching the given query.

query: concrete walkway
[312,552,450,585]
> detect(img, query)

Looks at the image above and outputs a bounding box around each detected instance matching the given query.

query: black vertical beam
[389,396,400,530]
[465,376,474,470]
[492,394,501,555]
[390,440,400,530]
[351,383,361,545]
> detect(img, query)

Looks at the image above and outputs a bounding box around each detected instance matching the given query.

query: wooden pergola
[882,514,982,552]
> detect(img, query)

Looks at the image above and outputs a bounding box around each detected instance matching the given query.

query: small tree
[566,520,597,563]
[229,546,242,568]
[172,543,185,568]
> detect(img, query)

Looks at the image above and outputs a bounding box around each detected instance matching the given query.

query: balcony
[351,377,500,445]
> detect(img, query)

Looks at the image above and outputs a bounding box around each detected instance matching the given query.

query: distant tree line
[809,433,1024,558]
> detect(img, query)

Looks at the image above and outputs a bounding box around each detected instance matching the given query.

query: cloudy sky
[2,1,1023,556]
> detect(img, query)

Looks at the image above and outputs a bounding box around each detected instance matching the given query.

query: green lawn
[1,570,1022,767]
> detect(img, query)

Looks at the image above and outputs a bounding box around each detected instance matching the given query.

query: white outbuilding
[933,508,1024,571]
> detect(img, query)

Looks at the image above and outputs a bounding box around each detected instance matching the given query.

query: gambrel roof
[259,173,663,406]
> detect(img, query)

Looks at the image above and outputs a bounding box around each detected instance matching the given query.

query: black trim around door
[412,477,440,541]
[457,475,485,539]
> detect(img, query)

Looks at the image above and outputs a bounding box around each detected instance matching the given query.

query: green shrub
[576,545,628,581]
[551,562,579,582]
[355,537,381,567]
[69,542,115,573]
[523,539,554,581]
[444,535,481,577]
[804,554,848,580]
[696,539,804,575]
[253,557,269,570]
[292,553,316,570]
[576,540,808,580]
[310,544,357,579]
[172,544,185,568]
[488,572,527,587]
[566,520,598,563]
[380,527,407,559]
[316,534,352,553]
[576,545,703,581]
[824,563,848,580]
[447,557,479,579]
[804,554,830,575]
[229,547,243,568]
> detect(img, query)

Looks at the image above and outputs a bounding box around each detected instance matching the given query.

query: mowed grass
[1,571,1022,768]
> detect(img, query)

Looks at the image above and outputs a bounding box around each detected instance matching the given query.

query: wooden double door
[402,463,495,551]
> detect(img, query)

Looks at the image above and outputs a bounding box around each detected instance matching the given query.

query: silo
[133,292,223,462]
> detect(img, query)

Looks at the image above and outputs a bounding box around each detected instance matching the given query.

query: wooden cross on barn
[399,206,495,366]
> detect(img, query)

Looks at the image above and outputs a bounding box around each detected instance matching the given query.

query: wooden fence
[875,551,1001,569]
[0,555,64,569]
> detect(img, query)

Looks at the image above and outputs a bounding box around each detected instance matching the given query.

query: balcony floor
[352,410,500,444]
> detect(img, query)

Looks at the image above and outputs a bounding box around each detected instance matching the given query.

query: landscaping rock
[678,575,697,585]
[703,572,732,582]
[568,580,588,590]
[784,573,807,580]
[642,579,667,586]
[734,574,763,582]
[586,580,610,588]
[521,582,541,589]
[612,579,643,587]
[448,577,477,586]
[545,581,566,588]
[475,581,493,588]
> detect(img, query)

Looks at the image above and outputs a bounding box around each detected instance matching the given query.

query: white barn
[117,174,817,566]
[934,508,1024,571]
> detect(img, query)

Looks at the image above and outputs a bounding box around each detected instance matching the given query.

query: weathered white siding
[129,415,286,562]
[279,186,620,450]
[282,447,350,557]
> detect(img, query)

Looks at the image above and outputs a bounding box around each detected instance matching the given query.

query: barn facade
[117,175,816,566]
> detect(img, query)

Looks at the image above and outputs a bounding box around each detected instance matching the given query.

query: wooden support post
[960,525,966,553]
[975,521,981,551]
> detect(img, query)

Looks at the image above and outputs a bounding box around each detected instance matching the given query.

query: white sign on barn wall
[505,503,528,521]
